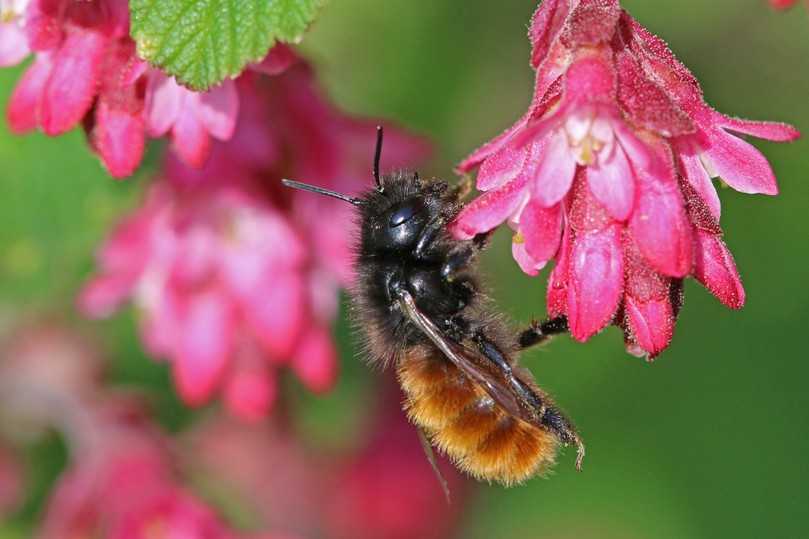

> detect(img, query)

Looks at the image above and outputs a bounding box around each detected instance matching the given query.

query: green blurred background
[1,1,808,537]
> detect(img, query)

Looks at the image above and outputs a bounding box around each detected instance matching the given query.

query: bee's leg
[440,231,495,283]
[468,327,584,469]
[450,173,474,201]
[517,316,569,350]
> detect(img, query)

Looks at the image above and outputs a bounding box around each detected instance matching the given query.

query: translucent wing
[397,290,537,426]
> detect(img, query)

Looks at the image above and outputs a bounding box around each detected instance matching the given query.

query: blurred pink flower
[0,444,22,517]
[452,0,799,357]
[325,389,466,539]
[188,416,331,538]
[109,488,235,539]
[770,0,800,8]
[188,386,468,539]
[81,64,429,418]
[80,180,329,419]
[0,0,31,66]
[145,73,239,168]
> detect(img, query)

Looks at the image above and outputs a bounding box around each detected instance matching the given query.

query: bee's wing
[398,290,532,425]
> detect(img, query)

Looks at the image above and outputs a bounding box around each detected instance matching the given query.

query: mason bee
[283,128,584,485]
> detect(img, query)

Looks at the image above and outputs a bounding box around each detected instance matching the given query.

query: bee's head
[281,126,448,254]
[361,178,436,252]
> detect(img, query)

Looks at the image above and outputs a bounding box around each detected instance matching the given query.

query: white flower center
[0,0,29,24]
[563,112,614,167]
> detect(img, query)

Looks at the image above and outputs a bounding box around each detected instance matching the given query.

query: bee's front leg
[517,316,569,350]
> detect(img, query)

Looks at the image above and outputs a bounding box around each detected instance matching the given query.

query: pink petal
[449,174,528,240]
[40,30,105,135]
[694,230,745,309]
[144,72,183,137]
[624,295,674,358]
[292,325,338,393]
[197,80,239,140]
[456,113,529,173]
[224,367,277,423]
[173,291,233,406]
[0,23,30,67]
[613,119,657,174]
[521,201,563,263]
[701,128,779,195]
[6,53,51,133]
[476,141,528,191]
[251,43,298,75]
[567,226,624,341]
[715,113,800,142]
[529,0,565,68]
[587,143,636,221]
[78,273,136,318]
[560,0,621,50]
[531,131,577,207]
[243,272,307,360]
[678,152,720,220]
[614,49,693,137]
[512,238,546,276]
[546,227,572,316]
[171,107,212,168]
[630,181,693,278]
[93,101,146,179]
[24,4,63,51]
[561,53,616,106]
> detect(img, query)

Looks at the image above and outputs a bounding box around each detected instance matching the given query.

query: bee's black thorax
[353,172,478,363]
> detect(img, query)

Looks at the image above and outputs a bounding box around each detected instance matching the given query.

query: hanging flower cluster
[80,59,429,420]
[0,0,295,178]
[451,0,799,357]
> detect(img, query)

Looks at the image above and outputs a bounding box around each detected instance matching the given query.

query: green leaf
[129,0,325,91]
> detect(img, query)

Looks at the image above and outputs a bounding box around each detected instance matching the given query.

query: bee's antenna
[281,179,362,206]
[373,125,384,191]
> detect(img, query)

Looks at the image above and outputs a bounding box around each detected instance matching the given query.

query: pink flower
[109,488,235,539]
[325,389,466,539]
[80,180,329,420]
[1,0,291,177]
[81,64,429,418]
[145,73,239,168]
[452,0,798,357]
[0,0,31,66]
[5,0,146,177]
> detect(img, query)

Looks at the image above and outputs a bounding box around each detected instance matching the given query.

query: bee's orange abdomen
[397,347,558,485]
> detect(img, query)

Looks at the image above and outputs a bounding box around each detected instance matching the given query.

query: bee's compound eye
[389,200,423,228]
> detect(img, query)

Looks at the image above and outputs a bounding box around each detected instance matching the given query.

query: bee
[283,128,584,485]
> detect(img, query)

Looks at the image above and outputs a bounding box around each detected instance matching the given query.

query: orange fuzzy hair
[397,345,559,486]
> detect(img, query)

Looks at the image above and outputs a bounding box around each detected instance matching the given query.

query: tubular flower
[452,0,798,357]
[80,63,428,419]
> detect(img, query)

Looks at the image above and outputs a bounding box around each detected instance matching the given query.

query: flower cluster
[0,319,466,538]
[452,0,799,357]
[188,384,466,539]
[80,60,428,420]
[0,322,255,538]
[0,0,295,178]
